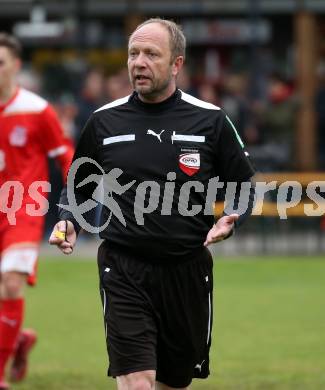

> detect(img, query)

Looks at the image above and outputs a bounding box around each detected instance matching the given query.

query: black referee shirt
[59,89,255,260]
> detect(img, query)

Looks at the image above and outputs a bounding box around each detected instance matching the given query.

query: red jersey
[0,87,74,219]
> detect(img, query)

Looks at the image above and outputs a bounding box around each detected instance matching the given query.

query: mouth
[135,75,150,81]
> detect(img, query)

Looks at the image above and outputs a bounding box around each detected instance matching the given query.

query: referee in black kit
[50,18,255,390]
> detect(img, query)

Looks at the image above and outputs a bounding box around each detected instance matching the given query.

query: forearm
[223,178,255,229]
[58,186,82,234]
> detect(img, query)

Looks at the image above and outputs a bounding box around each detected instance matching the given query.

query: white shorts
[0,247,38,275]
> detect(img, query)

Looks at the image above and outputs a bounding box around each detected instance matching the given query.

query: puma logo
[195,360,205,372]
[147,129,165,143]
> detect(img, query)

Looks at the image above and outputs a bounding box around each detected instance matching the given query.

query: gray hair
[130,18,186,61]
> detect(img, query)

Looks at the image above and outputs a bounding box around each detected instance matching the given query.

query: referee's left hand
[49,220,76,255]
[204,214,239,246]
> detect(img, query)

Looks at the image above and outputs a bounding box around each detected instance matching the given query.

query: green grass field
[12,255,325,390]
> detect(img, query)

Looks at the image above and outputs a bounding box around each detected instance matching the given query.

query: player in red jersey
[0,33,74,389]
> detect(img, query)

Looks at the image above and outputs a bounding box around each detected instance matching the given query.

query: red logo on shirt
[179,153,200,176]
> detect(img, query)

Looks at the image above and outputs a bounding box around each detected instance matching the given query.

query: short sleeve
[214,111,255,182]
[58,115,101,228]
[39,104,72,157]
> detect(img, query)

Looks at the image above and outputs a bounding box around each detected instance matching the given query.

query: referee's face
[128,23,183,103]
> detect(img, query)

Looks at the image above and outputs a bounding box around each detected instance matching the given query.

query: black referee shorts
[97,241,213,388]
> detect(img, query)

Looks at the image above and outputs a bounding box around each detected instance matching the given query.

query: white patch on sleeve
[180,90,221,110]
[103,134,135,145]
[4,88,48,114]
[95,95,130,113]
[48,145,68,157]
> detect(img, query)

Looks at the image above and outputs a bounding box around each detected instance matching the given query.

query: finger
[212,236,225,243]
[59,243,73,254]
[210,230,227,240]
[204,235,223,246]
[49,222,65,241]
[58,221,68,239]
[204,233,223,246]
[59,241,73,250]
[62,247,73,255]
[57,220,68,232]
[203,239,209,246]
[49,229,64,244]
[49,236,63,245]
[227,213,239,222]
[204,233,213,246]
[54,221,72,243]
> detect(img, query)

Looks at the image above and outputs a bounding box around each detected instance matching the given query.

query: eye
[128,51,137,59]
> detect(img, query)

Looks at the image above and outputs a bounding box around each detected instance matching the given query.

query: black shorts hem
[156,371,209,388]
[108,365,157,378]
[156,378,193,389]
[194,372,209,380]
[156,372,210,389]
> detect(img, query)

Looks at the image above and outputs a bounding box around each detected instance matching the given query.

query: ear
[14,58,22,74]
[172,56,184,77]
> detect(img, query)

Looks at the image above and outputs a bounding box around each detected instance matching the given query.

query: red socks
[0,298,24,381]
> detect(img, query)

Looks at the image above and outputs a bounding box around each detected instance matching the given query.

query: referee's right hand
[49,220,76,255]
[204,214,239,246]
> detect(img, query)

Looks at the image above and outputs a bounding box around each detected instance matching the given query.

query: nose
[134,52,147,68]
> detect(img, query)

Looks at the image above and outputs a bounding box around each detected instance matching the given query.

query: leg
[0,271,26,385]
[0,244,39,385]
[156,381,190,390]
[153,249,213,389]
[98,244,158,388]
[117,370,155,390]
[0,271,27,298]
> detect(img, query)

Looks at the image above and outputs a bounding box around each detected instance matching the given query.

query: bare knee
[117,370,155,390]
[1,272,27,299]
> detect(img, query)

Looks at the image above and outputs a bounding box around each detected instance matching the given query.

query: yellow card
[55,231,66,240]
